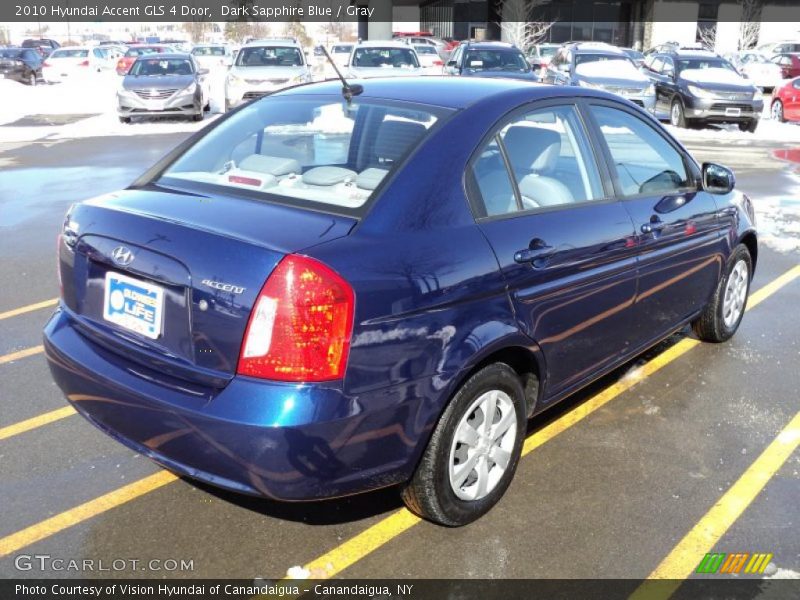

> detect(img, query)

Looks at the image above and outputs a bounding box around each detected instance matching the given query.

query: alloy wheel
[722,259,748,329]
[448,389,517,501]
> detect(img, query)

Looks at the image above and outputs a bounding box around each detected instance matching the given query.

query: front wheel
[192,112,204,122]
[693,244,752,343]
[738,119,758,133]
[670,98,687,128]
[401,363,526,526]
[28,72,36,86]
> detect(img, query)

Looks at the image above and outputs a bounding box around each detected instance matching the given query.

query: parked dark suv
[444,41,538,82]
[0,47,43,85]
[643,49,763,131]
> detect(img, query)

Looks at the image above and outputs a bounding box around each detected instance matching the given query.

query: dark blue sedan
[45,77,757,526]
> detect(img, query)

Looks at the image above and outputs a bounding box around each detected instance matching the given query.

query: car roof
[133,52,193,61]
[665,49,722,59]
[571,42,625,56]
[462,41,520,50]
[276,76,597,110]
[353,40,412,48]
[244,39,300,47]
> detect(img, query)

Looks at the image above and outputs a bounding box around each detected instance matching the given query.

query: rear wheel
[670,98,687,128]
[738,119,758,133]
[192,111,204,122]
[28,72,36,86]
[771,100,785,122]
[118,116,131,124]
[692,244,752,343]
[401,363,526,526]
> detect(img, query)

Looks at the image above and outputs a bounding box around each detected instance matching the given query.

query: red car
[115,45,172,75]
[771,53,800,79]
[771,77,800,122]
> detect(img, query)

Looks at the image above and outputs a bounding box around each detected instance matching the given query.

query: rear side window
[471,105,604,217]
[160,97,450,215]
[590,105,690,197]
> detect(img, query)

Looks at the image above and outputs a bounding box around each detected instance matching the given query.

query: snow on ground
[753,195,800,254]
[0,66,230,142]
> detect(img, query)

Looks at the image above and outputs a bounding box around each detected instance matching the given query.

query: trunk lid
[59,185,356,388]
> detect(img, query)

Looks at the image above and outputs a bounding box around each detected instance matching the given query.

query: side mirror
[446,60,456,67]
[703,163,735,194]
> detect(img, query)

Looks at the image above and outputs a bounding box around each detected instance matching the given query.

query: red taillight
[78,60,89,67]
[43,61,52,67]
[237,255,354,382]
[433,60,443,66]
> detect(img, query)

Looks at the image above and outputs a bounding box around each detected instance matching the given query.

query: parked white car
[412,44,444,73]
[225,39,312,111]
[728,51,784,90]
[191,44,233,70]
[329,43,353,69]
[347,41,423,79]
[43,47,113,83]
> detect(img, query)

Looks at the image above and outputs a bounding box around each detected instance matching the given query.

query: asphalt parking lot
[0,125,798,584]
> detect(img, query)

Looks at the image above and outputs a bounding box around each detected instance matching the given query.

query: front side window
[352,47,419,68]
[160,97,448,214]
[590,105,690,197]
[471,105,604,217]
[237,46,304,67]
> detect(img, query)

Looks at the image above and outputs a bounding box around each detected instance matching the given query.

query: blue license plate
[103,272,164,340]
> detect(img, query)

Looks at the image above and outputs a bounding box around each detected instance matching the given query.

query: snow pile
[752,195,800,254]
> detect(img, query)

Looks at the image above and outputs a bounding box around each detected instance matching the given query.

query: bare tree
[495,0,555,54]
[696,22,717,51]
[738,0,762,50]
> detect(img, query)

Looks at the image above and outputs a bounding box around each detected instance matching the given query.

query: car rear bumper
[44,308,428,501]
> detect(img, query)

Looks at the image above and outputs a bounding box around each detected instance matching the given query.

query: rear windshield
[331,45,353,54]
[352,47,419,68]
[159,96,451,216]
[464,49,528,71]
[51,49,89,58]
[575,53,630,66]
[192,46,226,56]
[129,58,194,76]
[414,46,438,55]
[125,47,162,57]
[237,46,304,67]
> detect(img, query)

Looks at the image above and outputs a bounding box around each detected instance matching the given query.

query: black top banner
[4,1,393,23]
[3,0,800,23]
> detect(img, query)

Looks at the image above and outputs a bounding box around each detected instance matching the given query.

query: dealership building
[387,0,800,53]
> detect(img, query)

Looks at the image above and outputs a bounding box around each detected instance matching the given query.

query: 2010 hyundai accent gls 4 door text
[45,77,757,526]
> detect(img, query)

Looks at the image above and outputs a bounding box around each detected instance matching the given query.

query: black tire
[772,100,785,123]
[692,244,752,343]
[670,98,687,128]
[28,72,36,86]
[192,112,204,122]
[118,116,131,124]
[401,363,527,526]
[738,119,758,133]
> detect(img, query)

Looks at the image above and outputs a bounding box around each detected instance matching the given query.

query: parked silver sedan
[117,53,210,123]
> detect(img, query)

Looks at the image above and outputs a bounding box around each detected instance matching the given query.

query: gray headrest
[518,174,574,207]
[356,168,388,190]
[373,120,427,162]
[302,166,357,186]
[239,154,301,176]
[503,126,561,175]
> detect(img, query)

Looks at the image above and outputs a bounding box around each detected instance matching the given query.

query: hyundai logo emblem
[111,246,134,267]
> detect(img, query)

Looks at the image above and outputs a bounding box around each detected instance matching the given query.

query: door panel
[586,103,726,347]
[471,103,638,397]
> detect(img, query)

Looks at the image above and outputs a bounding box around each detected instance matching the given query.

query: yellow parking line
[0,470,178,559]
[630,411,800,600]
[0,298,57,321]
[0,345,44,365]
[747,264,800,309]
[0,406,76,441]
[285,265,800,581]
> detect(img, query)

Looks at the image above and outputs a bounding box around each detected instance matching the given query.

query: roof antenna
[320,45,363,102]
